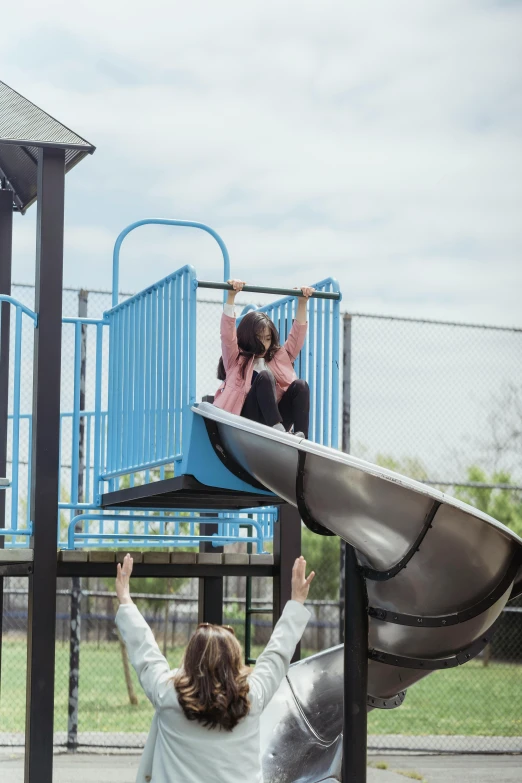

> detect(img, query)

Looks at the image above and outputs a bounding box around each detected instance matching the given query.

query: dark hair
[217,311,280,381]
[173,624,250,731]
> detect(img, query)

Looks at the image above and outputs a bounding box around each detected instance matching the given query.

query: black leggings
[240,370,310,437]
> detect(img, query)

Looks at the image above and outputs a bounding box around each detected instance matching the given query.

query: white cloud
[4,0,522,328]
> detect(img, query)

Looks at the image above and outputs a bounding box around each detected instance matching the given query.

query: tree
[475,382,522,481]
[301,526,340,600]
[455,466,522,538]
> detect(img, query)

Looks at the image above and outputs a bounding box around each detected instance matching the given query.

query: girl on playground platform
[214,279,313,438]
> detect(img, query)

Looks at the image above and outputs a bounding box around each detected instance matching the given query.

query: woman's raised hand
[291,556,315,604]
[116,553,134,605]
[300,286,315,299]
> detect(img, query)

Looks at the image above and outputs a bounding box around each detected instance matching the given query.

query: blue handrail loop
[112,218,231,307]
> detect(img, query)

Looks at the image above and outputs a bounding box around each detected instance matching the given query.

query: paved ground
[370,753,522,782]
[0,748,520,782]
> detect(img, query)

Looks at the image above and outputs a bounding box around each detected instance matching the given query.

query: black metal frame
[101,473,280,510]
[198,515,224,625]
[0,563,33,577]
[25,147,66,783]
[0,187,13,697]
[361,500,441,581]
[343,544,369,783]
[368,552,521,628]
[58,562,275,578]
[274,504,302,662]
[369,617,500,670]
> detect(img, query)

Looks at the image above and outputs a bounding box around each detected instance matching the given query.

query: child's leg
[278,379,310,437]
[241,370,283,428]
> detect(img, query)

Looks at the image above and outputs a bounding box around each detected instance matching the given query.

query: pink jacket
[213,312,308,416]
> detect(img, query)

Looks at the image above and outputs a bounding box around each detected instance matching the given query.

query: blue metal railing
[0,296,37,539]
[66,507,277,553]
[246,277,341,447]
[112,219,231,307]
[4,220,341,552]
[105,265,198,479]
[61,317,108,508]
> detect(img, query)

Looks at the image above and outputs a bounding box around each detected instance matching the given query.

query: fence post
[339,313,352,640]
[67,289,88,751]
[0,189,14,697]
[339,312,369,781]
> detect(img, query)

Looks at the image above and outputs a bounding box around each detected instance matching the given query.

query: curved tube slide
[193,402,522,783]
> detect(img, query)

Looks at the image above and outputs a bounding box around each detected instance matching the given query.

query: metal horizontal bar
[0,528,32,536]
[197,281,341,300]
[246,607,273,615]
[71,534,261,545]
[0,563,33,577]
[62,317,106,325]
[57,562,275,578]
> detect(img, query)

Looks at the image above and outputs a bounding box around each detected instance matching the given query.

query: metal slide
[193,402,522,783]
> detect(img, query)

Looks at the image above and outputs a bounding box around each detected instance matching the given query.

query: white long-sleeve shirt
[115,600,310,783]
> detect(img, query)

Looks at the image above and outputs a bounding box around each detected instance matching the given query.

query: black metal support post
[273,503,302,662]
[342,545,368,783]
[67,289,87,752]
[0,188,14,697]
[339,312,369,781]
[25,147,66,783]
[198,516,223,624]
[340,313,352,640]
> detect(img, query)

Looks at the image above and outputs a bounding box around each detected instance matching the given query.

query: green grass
[367,660,522,736]
[1,640,521,736]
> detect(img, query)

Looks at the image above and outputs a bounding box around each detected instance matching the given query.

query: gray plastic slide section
[193,402,522,783]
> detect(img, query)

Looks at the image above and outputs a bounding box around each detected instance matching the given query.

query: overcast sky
[3,0,522,327]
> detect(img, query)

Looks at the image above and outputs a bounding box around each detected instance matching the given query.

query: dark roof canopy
[0,81,95,213]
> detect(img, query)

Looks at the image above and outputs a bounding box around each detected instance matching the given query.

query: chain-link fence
[1,576,521,752]
[2,282,521,753]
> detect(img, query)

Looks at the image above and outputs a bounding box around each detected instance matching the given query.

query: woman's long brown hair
[173,624,251,731]
[217,311,281,381]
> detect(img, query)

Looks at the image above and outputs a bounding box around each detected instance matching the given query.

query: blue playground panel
[1,220,341,551]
